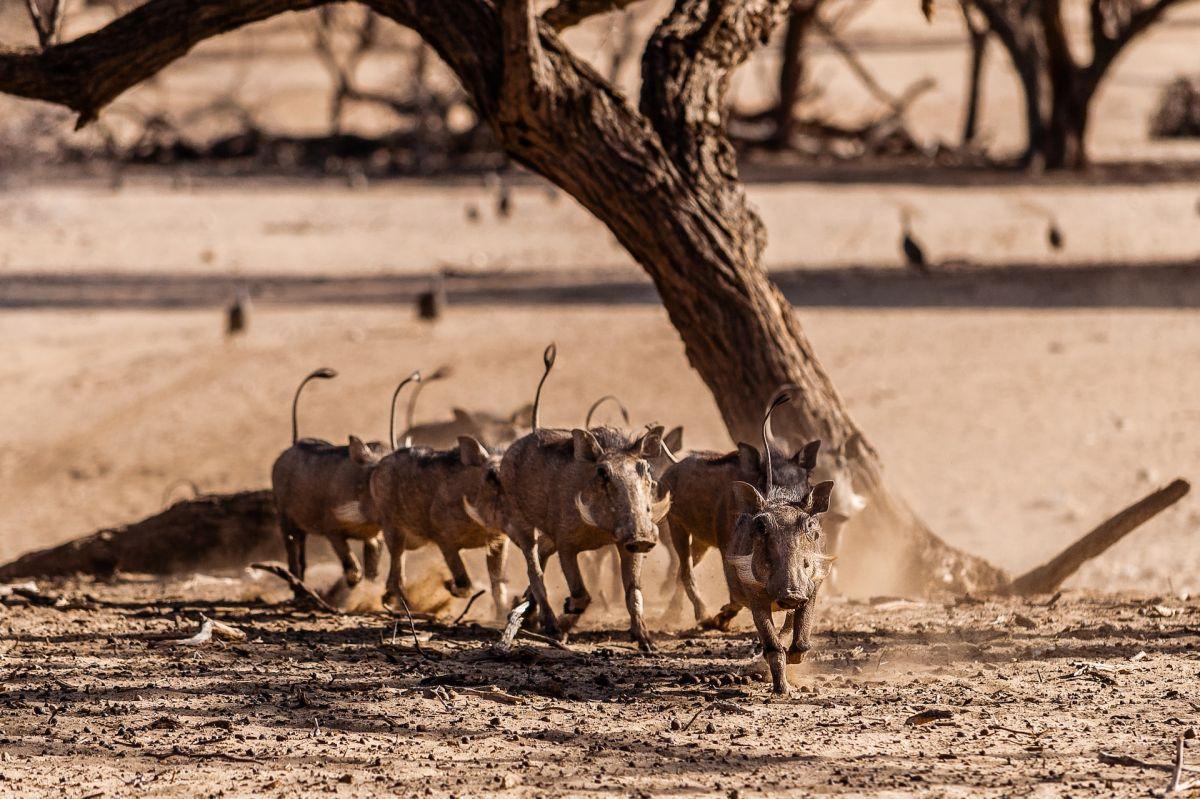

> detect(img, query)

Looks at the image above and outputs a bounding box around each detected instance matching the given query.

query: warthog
[580,394,684,611]
[499,345,671,650]
[370,434,509,620]
[658,391,822,626]
[400,369,533,450]
[270,369,417,591]
[725,468,835,694]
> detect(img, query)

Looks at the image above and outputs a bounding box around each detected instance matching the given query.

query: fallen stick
[1009,479,1190,595]
[1168,736,1197,794]
[390,589,429,659]
[249,562,340,613]
[516,628,572,651]
[453,589,487,625]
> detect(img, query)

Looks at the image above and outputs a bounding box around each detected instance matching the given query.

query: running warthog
[658,392,821,626]
[498,345,671,650]
[370,435,509,620]
[270,369,417,591]
[725,471,834,695]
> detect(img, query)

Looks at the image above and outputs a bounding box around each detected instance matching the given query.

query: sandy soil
[0,578,1195,798]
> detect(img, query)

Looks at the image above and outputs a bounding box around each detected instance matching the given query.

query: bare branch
[24,0,66,50]
[0,0,331,126]
[543,0,644,31]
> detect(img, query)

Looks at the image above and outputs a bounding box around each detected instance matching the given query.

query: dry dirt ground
[0,577,1196,798]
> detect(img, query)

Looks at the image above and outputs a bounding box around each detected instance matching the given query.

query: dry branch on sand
[0,490,280,581]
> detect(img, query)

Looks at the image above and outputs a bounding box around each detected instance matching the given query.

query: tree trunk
[1043,83,1090,169]
[770,2,819,147]
[959,4,988,145]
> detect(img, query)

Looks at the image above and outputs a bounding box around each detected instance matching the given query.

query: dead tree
[967,0,1193,169]
[0,0,1175,595]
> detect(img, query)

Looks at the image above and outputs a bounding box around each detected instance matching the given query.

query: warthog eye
[597,463,611,481]
[753,516,768,537]
[635,461,648,477]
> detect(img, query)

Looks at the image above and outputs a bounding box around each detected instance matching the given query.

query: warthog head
[727,479,835,609]
[572,426,672,553]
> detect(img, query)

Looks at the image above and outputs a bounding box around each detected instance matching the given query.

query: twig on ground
[390,590,429,659]
[249,562,340,613]
[453,590,487,625]
[516,628,572,651]
[1168,736,1197,793]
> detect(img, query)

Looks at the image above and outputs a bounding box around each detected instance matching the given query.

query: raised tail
[291,367,338,444]
[584,394,630,429]
[402,364,451,442]
[761,391,791,493]
[389,371,423,451]
[531,343,557,431]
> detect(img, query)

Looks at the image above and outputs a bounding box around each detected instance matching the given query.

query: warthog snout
[775,591,805,610]
[624,538,656,554]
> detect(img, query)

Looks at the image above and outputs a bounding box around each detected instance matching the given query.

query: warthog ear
[510,403,535,427]
[637,425,664,459]
[572,429,603,462]
[796,439,821,471]
[736,442,760,475]
[458,436,488,467]
[803,480,836,515]
[731,480,767,513]
[663,426,684,456]
[348,435,373,465]
[452,408,473,425]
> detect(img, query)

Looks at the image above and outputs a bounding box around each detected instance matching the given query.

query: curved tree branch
[0,0,329,126]
[543,0,646,31]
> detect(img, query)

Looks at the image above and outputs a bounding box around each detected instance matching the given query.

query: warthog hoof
[344,568,363,587]
[786,642,811,664]
[635,635,656,654]
[444,579,474,599]
[699,614,734,632]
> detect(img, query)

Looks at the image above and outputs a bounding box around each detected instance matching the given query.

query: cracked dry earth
[0,579,1197,798]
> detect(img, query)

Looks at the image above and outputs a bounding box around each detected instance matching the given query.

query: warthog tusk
[575,492,599,528]
[462,496,488,529]
[651,491,672,523]
[725,554,763,590]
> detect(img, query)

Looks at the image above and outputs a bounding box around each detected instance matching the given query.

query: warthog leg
[438,544,476,598]
[787,599,817,664]
[280,514,308,583]
[750,606,789,695]
[380,519,413,611]
[485,537,510,623]
[619,547,654,652]
[362,535,383,581]
[555,547,592,637]
[327,534,363,587]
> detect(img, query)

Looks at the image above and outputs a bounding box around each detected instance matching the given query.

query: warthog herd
[271,346,865,694]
